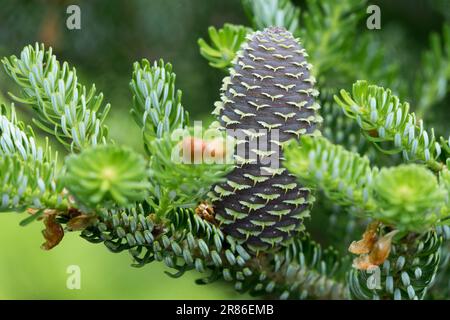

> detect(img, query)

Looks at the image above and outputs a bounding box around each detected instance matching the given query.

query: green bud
[63,145,150,209]
[372,164,446,232]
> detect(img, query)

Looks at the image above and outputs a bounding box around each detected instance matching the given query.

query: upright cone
[210,27,322,252]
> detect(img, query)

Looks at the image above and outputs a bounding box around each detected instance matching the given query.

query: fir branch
[427,225,450,299]
[298,0,402,96]
[285,136,448,233]
[130,59,188,154]
[320,99,395,167]
[349,230,442,300]
[80,205,349,299]
[240,0,401,96]
[335,80,445,171]
[0,154,60,212]
[198,24,251,70]
[284,135,377,212]
[299,0,364,79]
[146,127,234,215]
[130,59,233,216]
[414,24,450,117]
[321,101,369,154]
[1,104,47,162]
[0,105,64,212]
[335,33,404,98]
[242,0,300,35]
[2,43,110,152]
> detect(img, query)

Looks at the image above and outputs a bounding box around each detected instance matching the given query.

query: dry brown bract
[41,211,64,250]
[349,221,399,270]
[348,221,379,254]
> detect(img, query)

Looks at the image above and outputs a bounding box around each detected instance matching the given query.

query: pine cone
[210,27,322,252]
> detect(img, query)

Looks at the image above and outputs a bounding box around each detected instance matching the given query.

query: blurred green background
[0,0,448,299]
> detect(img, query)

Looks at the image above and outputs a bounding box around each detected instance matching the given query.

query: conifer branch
[2,44,110,152]
[285,136,446,299]
[198,24,251,70]
[242,0,300,35]
[146,128,234,213]
[80,205,349,299]
[130,60,231,215]
[130,59,188,154]
[415,24,450,117]
[0,105,65,212]
[284,135,377,212]
[349,230,442,300]
[285,135,448,233]
[335,81,445,172]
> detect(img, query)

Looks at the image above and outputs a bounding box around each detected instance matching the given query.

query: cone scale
[210,27,322,252]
